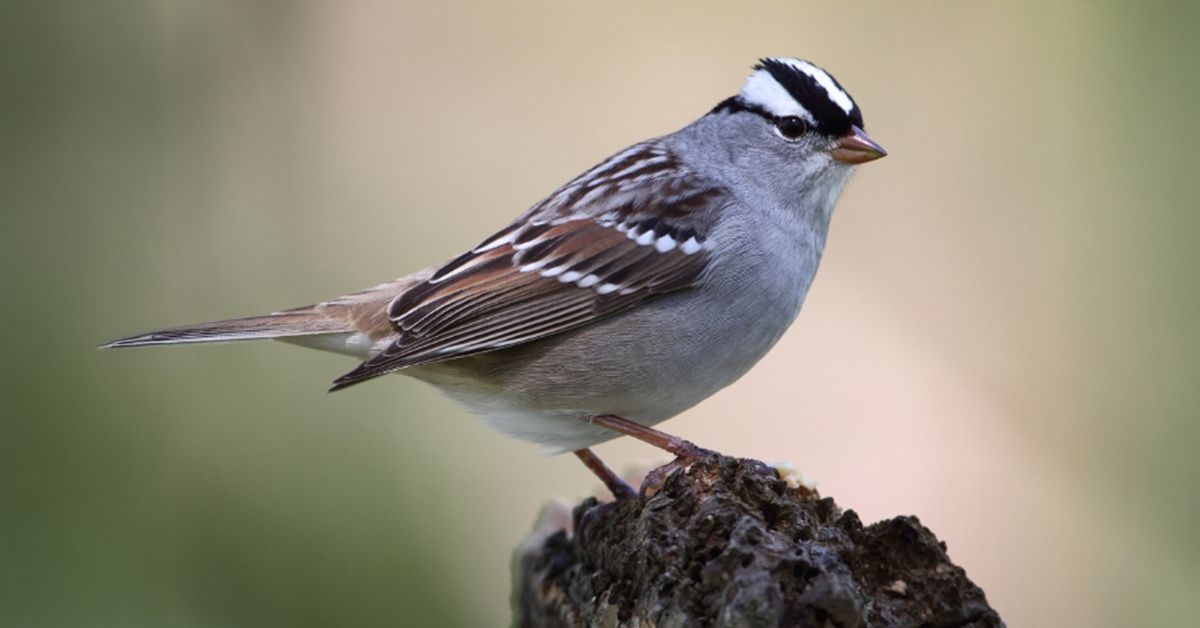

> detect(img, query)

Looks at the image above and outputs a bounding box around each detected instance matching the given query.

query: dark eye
[773,116,807,141]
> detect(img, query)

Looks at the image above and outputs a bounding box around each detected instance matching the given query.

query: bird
[103,57,886,498]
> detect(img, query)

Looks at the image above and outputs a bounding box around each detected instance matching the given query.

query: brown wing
[330,141,728,390]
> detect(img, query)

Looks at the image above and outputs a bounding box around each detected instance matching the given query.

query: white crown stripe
[791,59,855,114]
[737,58,856,121]
[739,69,815,121]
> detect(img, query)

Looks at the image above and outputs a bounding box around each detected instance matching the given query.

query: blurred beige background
[3,1,1199,626]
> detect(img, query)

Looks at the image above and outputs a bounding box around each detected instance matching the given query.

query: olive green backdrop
[3,2,1198,626]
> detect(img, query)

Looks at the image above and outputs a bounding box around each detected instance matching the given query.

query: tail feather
[100,309,353,349]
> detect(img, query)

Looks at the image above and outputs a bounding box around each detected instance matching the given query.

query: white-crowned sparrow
[104,58,886,496]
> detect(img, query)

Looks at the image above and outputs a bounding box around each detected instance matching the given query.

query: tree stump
[513,454,1003,627]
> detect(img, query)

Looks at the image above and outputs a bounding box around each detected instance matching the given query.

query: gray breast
[408,205,825,453]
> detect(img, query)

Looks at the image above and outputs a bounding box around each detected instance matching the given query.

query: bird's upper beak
[831,126,887,164]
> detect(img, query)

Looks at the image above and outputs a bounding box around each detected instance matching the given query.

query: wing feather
[330,141,729,390]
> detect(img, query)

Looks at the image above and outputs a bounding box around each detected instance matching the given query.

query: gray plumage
[103,57,884,454]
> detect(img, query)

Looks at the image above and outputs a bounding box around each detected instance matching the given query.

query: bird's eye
[773,116,807,141]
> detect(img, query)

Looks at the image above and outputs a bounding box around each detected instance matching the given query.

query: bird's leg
[573,448,636,499]
[587,414,711,459]
[586,415,714,497]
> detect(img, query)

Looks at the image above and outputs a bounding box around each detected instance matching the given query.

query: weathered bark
[514,454,1002,627]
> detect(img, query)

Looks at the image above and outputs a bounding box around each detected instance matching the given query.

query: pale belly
[408,234,819,454]
[284,214,830,454]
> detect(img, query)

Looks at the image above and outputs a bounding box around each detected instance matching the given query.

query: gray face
[669,57,879,218]
[724,108,847,189]
[671,108,851,222]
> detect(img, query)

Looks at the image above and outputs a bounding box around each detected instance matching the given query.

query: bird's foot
[584,414,716,498]
[573,448,637,500]
[640,447,715,498]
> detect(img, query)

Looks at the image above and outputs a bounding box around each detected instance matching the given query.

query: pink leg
[587,414,710,459]
[583,415,715,498]
[573,448,636,499]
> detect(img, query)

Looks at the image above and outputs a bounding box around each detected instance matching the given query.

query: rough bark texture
[514,454,1002,627]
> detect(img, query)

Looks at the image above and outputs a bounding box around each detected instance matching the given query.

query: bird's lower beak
[831,126,887,164]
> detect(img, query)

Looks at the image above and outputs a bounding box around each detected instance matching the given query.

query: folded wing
[331,141,729,390]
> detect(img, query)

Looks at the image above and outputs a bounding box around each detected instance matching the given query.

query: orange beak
[831,125,887,164]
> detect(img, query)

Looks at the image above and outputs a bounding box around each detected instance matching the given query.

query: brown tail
[100,308,354,349]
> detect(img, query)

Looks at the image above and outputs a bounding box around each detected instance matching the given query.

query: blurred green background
[3,1,1198,626]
